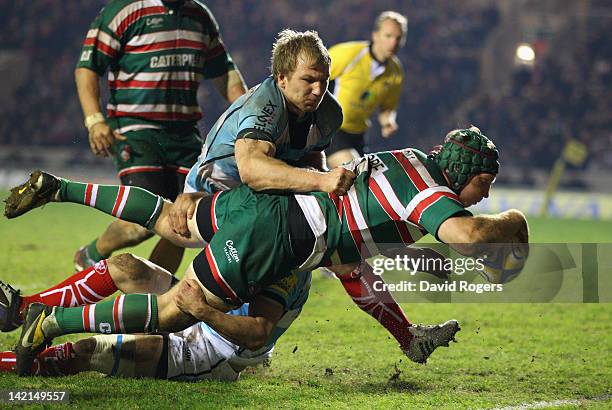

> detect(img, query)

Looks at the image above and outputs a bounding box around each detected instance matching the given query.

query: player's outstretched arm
[437,209,529,255]
[235,138,356,195]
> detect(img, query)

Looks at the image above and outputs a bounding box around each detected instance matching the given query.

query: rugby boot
[4,170,61,218]
[73,246,98,271]
[15,303,56,376]
[0,280,23,332]
[403,319,460,364]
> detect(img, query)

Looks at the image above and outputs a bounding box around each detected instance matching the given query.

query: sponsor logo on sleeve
[80,50,93,62]
[253,100,278,132]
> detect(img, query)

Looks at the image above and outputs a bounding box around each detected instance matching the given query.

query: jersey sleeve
[236,129,275,144]
[380,60,403,111]
[199,4,236,79]
[405,187,472,241]
[76,6,122,75]
[258,274,300,310]
[235,80,283,144]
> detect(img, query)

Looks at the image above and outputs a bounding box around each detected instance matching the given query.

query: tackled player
[3,127,529,376]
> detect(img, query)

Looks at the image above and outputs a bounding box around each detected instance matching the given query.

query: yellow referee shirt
[330,41,404,134]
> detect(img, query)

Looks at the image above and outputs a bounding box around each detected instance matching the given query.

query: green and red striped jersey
[77,0,235,134]
[303,148,472,267]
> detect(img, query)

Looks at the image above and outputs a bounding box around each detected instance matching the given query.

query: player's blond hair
[270,29,330,78]
[373,11,408,46]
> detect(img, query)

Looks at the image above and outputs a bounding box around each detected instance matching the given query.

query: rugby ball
[477,243,528,284]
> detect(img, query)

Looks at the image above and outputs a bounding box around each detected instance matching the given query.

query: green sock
[45,294,158,338]
[59,180,163,229]
[85,239,104,261]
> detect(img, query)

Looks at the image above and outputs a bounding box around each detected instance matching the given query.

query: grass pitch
[0,199,610,409]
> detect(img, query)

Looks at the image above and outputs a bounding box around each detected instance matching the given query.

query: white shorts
[165,324,271,381]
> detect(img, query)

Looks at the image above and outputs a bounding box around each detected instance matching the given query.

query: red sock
[336,262,414,350]
[20,260,117,313]
[0,351,48,375]
[0,351,16,373]
[36,342,78,376]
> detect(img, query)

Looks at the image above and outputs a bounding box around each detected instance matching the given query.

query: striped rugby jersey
[77,0,236,134]
[298,148,471,267]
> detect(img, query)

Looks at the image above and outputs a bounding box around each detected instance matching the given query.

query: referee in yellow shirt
[326,11,407,168]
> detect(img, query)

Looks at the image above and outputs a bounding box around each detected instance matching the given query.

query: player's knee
[109,253,154,288]
[73,337,97,358]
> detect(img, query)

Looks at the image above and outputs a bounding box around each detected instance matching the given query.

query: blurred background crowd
[0,0,610,178]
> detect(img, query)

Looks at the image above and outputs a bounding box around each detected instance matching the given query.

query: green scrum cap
[434,126,499,192]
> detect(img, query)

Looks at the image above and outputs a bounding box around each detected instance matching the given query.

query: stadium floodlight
[515,43,536,64]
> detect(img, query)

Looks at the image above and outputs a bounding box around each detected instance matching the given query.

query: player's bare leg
[108,253,175,295]
[78,220,155,268]
[0,334,164,378]
[14,261,228,375]
[79,223,185,274]
[148,238,185,275]
[69,334,164,377]
[0,253,175,332]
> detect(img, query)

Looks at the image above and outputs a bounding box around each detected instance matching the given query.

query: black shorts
[326,130,365,157]
[120,171,187,201]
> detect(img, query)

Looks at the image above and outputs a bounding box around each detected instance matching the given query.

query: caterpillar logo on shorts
[224,240,240,263]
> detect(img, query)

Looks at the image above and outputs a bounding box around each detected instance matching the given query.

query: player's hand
[381,122,398,138]
[321,167,356,196]
[510,209,529,244]
[170,193,200,238]
[174,279,213,319]
[88,122,126,157]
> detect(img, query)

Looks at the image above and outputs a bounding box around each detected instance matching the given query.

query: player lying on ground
[0,257,312,381]
[4,127,528,375]
[0,250,443,379]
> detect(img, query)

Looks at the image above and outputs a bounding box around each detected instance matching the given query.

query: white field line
[487,394,610,410]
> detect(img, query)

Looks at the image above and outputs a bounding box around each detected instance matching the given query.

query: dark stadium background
[0,0,610,212]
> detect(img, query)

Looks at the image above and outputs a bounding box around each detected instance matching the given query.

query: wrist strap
[84,112,105,130]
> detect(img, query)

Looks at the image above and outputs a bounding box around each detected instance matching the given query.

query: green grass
[0,198,610,408]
